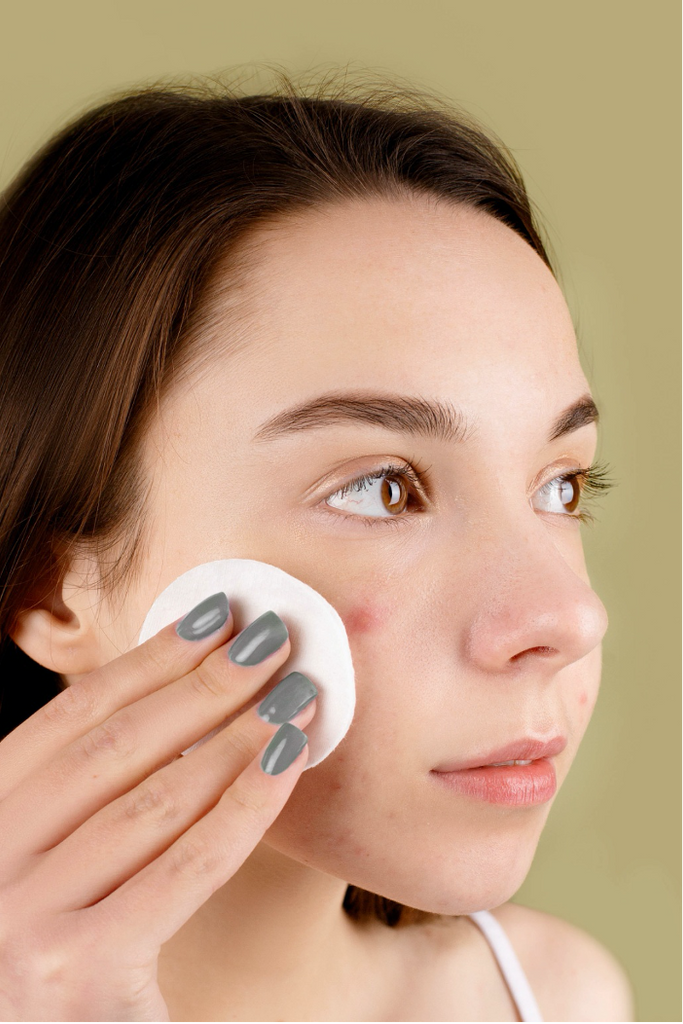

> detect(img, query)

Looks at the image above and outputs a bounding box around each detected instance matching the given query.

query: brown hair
[0,67,557,928]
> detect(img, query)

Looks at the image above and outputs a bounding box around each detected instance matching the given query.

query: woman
[0,72,635,1021]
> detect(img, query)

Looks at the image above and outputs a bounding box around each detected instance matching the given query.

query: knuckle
[144,634,173,677]
[168,835,220,878]
[28,941,71,988]
[41,682,99,729]
[222,725,257,765]
[121,776,180,826]
[187,662,227,701]
[78,711,137,763]
[0,913,69,990]
[228,778,268,817]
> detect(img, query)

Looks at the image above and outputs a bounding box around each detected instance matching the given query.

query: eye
[323,461,425,527]
[321,459,615,527]
[533,473,582,515]
[532,462,616,524]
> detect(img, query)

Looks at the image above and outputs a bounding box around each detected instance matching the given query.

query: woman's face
[68,195,608,913]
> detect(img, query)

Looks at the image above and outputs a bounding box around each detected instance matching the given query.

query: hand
[0,601,316,1021]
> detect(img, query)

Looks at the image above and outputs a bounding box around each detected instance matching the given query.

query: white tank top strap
[467,909,545,1022]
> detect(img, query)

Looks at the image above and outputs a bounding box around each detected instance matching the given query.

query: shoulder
[485,901,637,1022]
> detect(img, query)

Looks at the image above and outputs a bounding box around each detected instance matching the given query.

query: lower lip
[430,758,557,805]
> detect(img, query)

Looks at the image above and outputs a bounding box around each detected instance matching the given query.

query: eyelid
[316,459,428,528]
[532,463,583,498]
[324,458,429,502]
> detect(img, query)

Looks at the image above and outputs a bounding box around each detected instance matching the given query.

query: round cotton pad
[137,559,356,769]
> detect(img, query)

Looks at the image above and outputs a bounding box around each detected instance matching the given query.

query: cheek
[340,600,389,637]
[576,683,599,727]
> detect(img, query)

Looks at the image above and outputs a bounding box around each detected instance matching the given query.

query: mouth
[431,734,567,773]
[430,757,560,806]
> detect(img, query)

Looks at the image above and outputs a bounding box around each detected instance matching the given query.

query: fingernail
[257,672,318,724]
[260,722,308,775]
[176,592,230,641]
[228,610,288,666]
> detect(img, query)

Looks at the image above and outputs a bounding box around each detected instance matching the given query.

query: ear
[9,551,106,681]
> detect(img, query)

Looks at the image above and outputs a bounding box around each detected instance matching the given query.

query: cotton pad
[137,558,356,769]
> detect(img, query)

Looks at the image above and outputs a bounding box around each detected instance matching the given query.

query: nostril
[511,646,557,661]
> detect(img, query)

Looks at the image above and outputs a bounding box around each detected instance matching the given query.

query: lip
[430,759,559,805]
[431,734,567,772]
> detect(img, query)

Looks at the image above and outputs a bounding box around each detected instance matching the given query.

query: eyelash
[325,458,617,529]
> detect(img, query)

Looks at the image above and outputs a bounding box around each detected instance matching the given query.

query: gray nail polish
[176,592,230,641]
[228,610,288,666]
[261,722,308,775]
[257,672,318,724]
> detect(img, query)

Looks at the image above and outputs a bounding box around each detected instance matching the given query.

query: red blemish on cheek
[579,690,588,706]
[340,603,385,636]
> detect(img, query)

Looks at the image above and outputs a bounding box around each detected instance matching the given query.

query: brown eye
[380,476,409,514]
[559,477,581,513]
[324,465,420,521]
[534,473,582,515]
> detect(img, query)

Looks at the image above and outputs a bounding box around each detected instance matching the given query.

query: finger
[75,720,311,953]
[0,594,236,797]
[0,612,294,865]
[33,696,317,913]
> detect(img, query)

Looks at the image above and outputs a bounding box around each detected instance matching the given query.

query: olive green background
[0,2,679,1020]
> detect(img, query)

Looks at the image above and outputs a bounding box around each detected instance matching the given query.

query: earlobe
[10,598,102,679]
[9,545,109,681]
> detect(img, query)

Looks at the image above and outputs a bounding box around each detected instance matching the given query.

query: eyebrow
[252,390,599,447]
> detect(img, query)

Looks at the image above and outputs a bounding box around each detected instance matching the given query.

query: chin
[327,838,538,917]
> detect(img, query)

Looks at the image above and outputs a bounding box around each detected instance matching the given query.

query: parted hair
[0,65,556,927]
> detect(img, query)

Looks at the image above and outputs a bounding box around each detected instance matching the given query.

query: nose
[461,528,609,677]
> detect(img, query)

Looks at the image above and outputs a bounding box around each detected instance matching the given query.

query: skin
[13,194,608,1021]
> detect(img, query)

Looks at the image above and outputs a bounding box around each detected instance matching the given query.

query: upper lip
[432,734,567,772]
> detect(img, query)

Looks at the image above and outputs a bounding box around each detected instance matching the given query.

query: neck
[157,840,399,1021]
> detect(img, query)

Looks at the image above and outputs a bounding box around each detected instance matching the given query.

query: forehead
[215,197,587,416]
[241,197,577,358]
